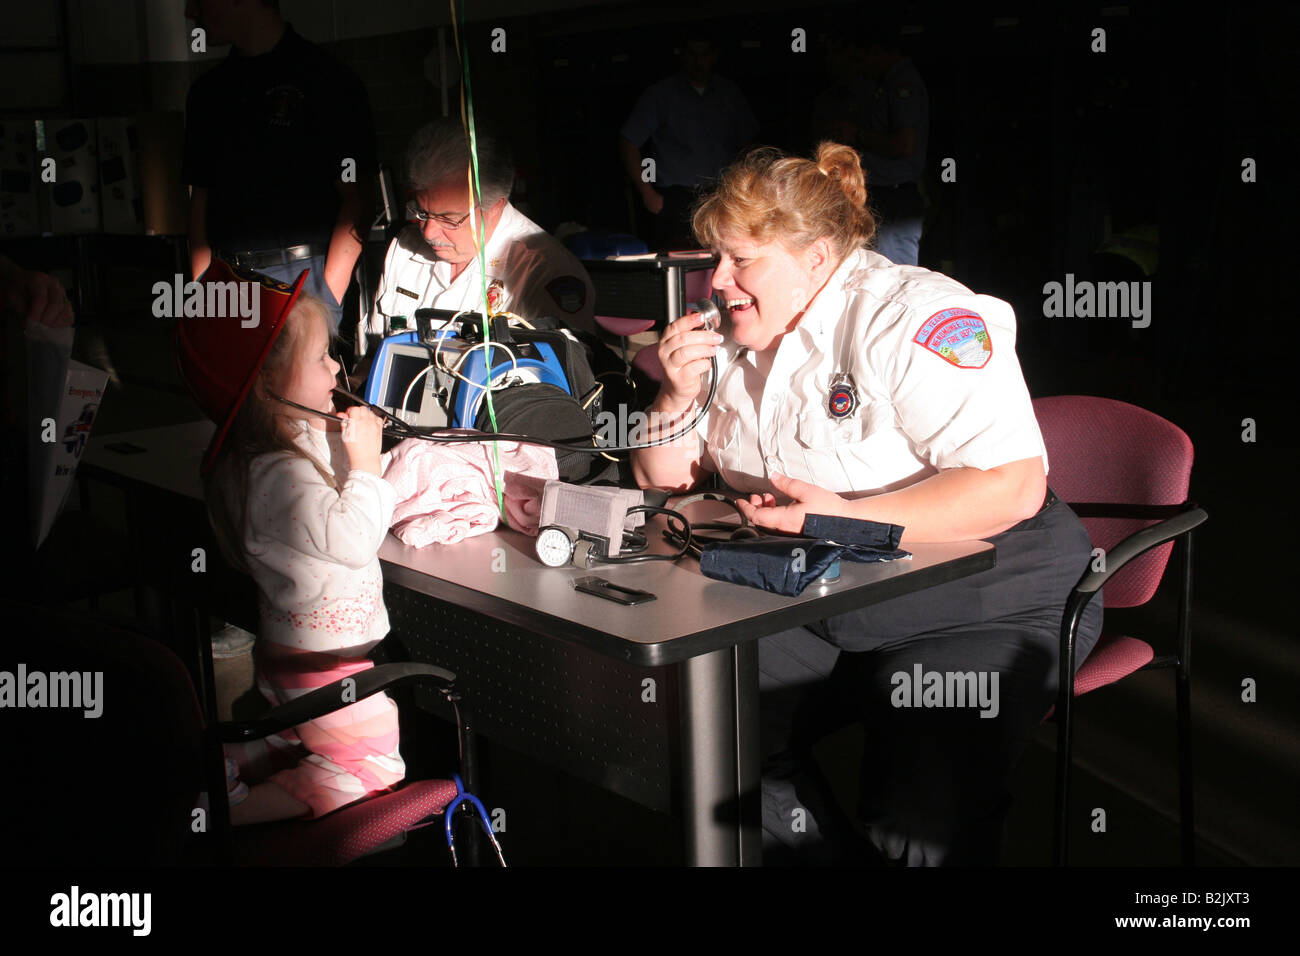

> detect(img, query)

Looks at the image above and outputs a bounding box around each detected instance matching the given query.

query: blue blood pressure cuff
[698,514,909,597]
[801,513,904,549]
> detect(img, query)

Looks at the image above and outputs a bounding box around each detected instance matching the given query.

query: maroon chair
[219,659,490,866]
[595,313,657,373]
[3,599,208,867]
[231,777,461,866]
[2,597,493,866]
[1033,396,1208,866]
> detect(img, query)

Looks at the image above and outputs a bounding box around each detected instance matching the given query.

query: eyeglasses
[405,200,476,228]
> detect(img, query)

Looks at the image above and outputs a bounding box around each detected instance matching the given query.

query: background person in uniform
[619,31,758,250]
[183,0,375,335]
[632,143,1101,865]
[1,255,76,596]
[1,255,74,328]
[370,119,597,338]
[814,23,928,266]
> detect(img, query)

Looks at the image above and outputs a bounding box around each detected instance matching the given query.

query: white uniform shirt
[702,249,1047,497]
[370,203,596,336]
[242,419,397,652]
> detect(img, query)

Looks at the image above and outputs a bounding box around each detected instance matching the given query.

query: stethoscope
[442,774,507,867]
[272,302,733,570]
[271,299,725,456]
[659,491,760,556]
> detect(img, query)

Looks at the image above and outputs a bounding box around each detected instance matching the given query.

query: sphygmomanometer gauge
[536,525,579,568]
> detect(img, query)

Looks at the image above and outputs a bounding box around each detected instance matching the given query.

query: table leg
[187,602,231,862]
[679,641,761,866]
[734,640,761,866]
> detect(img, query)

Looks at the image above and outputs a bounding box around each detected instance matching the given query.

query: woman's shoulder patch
[912,308,993,368]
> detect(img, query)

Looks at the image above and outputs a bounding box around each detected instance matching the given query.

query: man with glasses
[370,119,596,338]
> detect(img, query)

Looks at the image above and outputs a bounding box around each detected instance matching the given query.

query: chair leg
[1176,533,1196,866]
[190,604,233,863]
[601,335,638,406]
[77,475,100,612]
[1175,668,1194,865]
[453,696,486,866]
[1054,599,1088,867]
[1054,694,1073,866]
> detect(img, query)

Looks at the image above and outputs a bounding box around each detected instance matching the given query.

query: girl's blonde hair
[204,294,339,572]
[692,141,876,258]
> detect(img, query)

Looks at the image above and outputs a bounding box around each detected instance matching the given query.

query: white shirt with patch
[701,249,1047,497]
[370,203,595,336]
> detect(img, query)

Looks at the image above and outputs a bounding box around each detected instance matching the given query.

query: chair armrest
[1068,502,1192,520]
[1072,505,1208,594]
[220,662,457,742]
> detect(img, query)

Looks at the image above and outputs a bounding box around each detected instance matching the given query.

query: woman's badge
[828,373,859,419]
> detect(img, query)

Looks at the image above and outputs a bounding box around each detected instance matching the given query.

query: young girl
[179,262,403,825]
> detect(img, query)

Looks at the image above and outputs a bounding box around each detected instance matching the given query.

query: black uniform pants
[759,494,1104,866]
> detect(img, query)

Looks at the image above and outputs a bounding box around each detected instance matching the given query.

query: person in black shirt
[1,256,76,596]
[183,0,374,334]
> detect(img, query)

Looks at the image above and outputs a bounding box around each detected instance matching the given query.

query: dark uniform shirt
[859,58,928,187]
[621,73,758,188]
[182,24,376,252]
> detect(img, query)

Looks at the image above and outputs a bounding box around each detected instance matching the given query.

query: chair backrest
[1032,395,1194,607]
[593,314,656,337]
[594,267,714,337]
[565,231,649,259]
[1,600,207,865]
[683,267,715,304]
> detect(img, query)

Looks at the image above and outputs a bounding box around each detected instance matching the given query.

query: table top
[83,421,996,666]
[582,253,719,273]
[83,420,212,501]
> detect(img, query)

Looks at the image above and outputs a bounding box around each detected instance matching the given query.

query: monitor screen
[380,348,434,413]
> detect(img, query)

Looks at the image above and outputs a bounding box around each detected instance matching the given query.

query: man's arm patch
[546,275,587,314]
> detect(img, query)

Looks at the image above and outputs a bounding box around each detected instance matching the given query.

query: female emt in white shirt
[632,143,1102,866]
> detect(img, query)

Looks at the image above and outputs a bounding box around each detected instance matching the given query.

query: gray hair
[404,119,514,205]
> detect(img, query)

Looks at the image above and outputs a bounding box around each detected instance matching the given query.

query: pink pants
[226,642,405,819]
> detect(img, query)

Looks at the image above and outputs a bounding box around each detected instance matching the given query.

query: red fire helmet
[174,259,309,474]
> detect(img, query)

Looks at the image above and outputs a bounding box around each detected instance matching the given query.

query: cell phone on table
[572,576,656,606]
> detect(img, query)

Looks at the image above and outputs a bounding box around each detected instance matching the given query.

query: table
[80,421,996,865]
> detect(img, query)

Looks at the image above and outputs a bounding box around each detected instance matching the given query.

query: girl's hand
[734,473,847,535]
[339,405,384,475]
[657,309,723,412]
